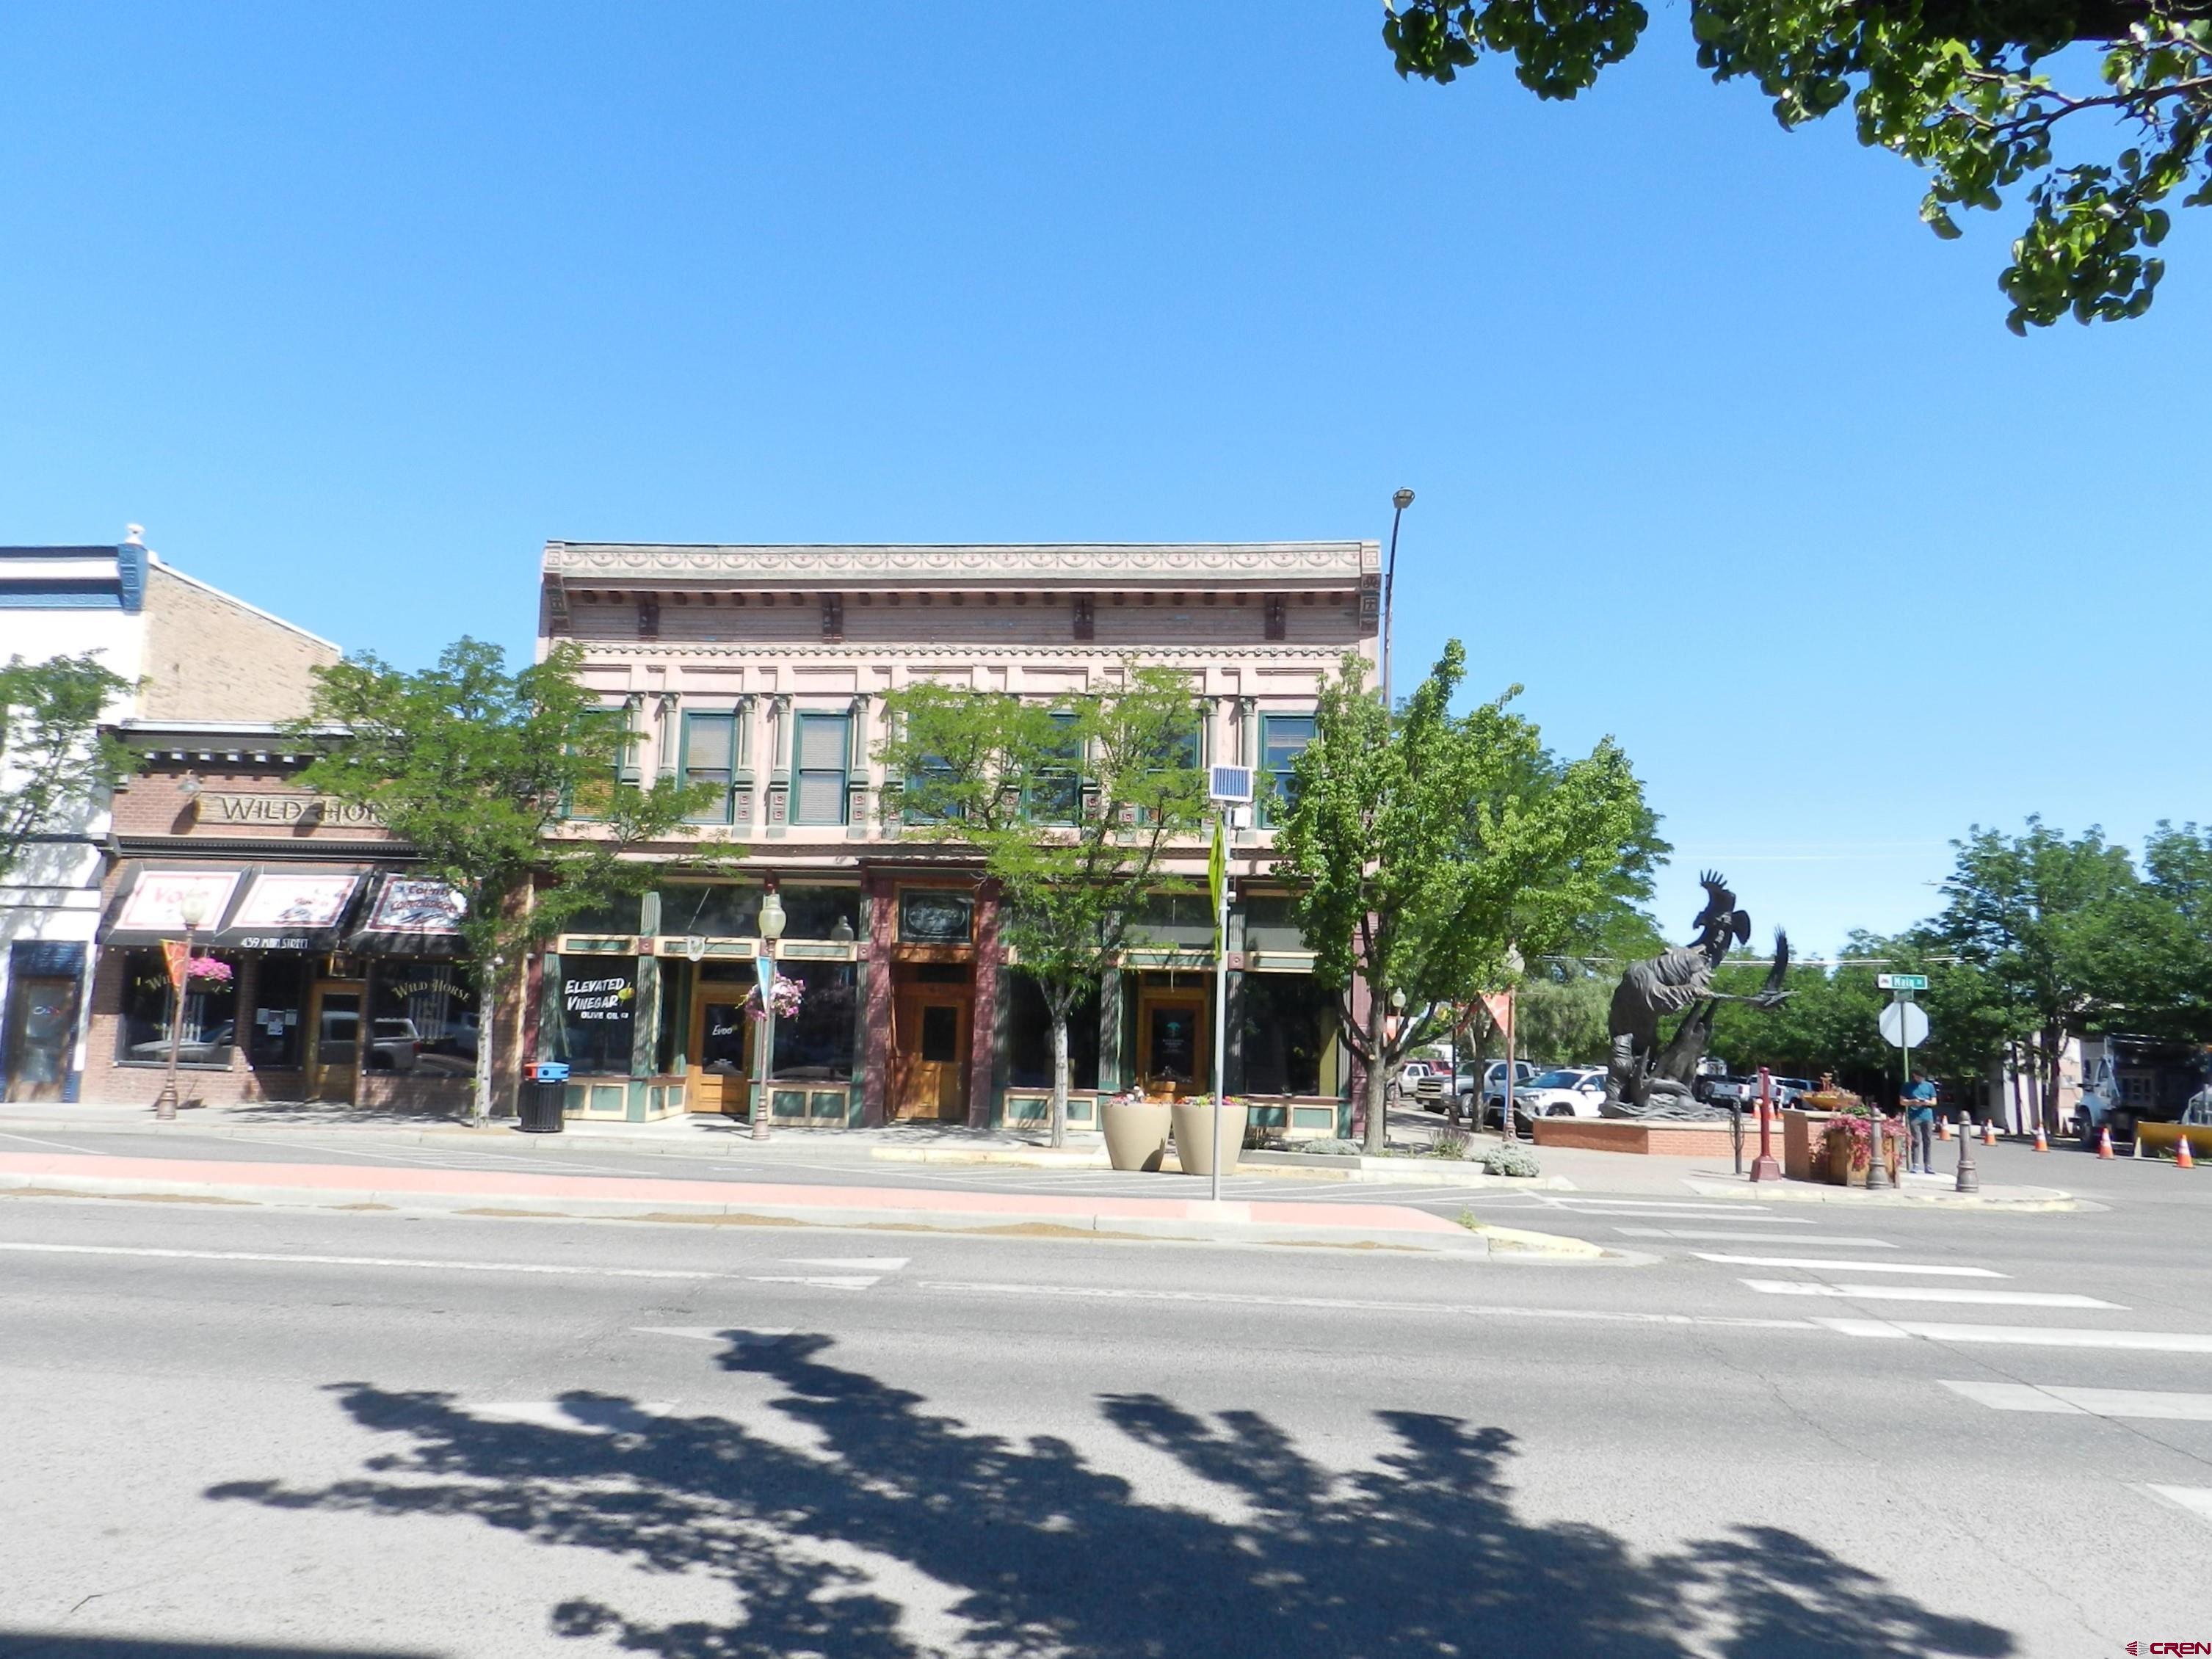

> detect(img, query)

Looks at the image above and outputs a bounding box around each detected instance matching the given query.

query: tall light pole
[154,886,211,1121]
[752,887,786,1142]
[1380,487,1415,722]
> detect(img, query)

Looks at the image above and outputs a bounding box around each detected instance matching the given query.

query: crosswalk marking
[1544,1199,1782,1215]
[2142,1486,2212,1528]
[1550,1206,1813,1221]
[747,1274,880,1290]
[1620,1228,1893,1245]
[921,1279,1813,1329]
[1814,1318,2212,1353]
[1697,1253,2002,1277]
[637,1326,793,1345]
[1940,1382,2212,1419]
[1742,1279,2118,1308]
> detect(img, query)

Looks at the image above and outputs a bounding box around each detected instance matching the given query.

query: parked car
[319,1012,424,1072]
[1510,1066,1609,1126]
[126,1020,236,1065]
[1393,1060,1443,1104]
[1470,1060,1541,1125]
[1699,1075,1760,1111]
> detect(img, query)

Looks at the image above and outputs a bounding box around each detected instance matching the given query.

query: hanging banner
[162,939,192,992]
[1480,990,1515,1043]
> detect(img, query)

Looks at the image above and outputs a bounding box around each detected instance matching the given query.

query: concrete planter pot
[1102,1096,1172,1172]
[1171,1098,1248,1179]
[1822,1123,1904,1186]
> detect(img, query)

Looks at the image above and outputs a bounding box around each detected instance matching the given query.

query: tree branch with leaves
[1273,643,1650,1155]
[291,639,732,1119]
[0,653,133,882]
[1385,0,2212,330]
[876,667,1207,1147]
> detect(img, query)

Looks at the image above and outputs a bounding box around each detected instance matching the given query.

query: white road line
[1742,1279,2119,1308]
[1940,1382,2212,1419]
[2142,1486,2212,1528]
[1814,1318,2212,1353]
[1618,1229,1895,1246]
[0,1240,872,1288]
[1545,1199,1774,1214]
[471,1400,678,1433]
[637,1326,794,1344]
[920,1279,1814,1331]
[783,1257,910,1271]
[1548,1207,1809,1222]
[1697,1254,2003,1277]
[0,1130,110,1155]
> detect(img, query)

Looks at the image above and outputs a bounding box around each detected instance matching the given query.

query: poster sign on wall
[367,879,468,934]
[231,873,362,932]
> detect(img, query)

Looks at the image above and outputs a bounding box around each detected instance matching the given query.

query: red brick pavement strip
[0,1152,1485,1249]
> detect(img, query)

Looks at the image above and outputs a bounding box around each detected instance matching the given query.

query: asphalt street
[3,1139,2209,1659]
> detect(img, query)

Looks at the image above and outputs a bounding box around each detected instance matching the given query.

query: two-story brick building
[529,540,1378,1136]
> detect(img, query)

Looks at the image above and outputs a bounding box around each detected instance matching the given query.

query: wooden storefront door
[308,981,365,1103]
[1137,992,1208,1098]
[893,988,969,1121]
[686,984,754,1115]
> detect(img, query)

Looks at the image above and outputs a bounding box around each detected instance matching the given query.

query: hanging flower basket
[746,975,805,1021]
[184,956,233,983]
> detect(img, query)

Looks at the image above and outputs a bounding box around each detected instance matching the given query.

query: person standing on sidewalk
[1904,1070,1938,1174]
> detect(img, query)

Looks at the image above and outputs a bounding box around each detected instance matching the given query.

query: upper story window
[794,712,852,826]
[1258,713,1316,827]
[681,711,736,824]
[1026,711,1081,825]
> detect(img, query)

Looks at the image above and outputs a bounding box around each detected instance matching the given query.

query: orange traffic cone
[1939,1117,1953,1141]
[1982,1120,1997,1147]
[2034,1125,2049,1152]
[2178,1134,2196,1171]
[2097,1125,2115,1159]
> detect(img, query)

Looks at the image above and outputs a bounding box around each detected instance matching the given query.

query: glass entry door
[687,986,753,1115]
[893,989,969,1120]
[1137,994,1208,1098]
[308,983,363,1103]
[3,975,78,1103]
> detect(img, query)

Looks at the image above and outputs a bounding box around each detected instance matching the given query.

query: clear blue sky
[4,4,2203,954]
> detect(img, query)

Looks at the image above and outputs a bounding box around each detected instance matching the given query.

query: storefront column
[860,876,893,1127]
[1096,968,1124,1092]
[965,881,1000,1128]
[1224,906,1247,1095]
[355,956,377,1107]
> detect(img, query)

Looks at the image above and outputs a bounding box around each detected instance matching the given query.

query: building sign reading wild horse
[1603,871,1790,1119]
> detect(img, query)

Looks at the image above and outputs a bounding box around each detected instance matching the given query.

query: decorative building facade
[531,540,1379,1133]
[0,535,341,1103]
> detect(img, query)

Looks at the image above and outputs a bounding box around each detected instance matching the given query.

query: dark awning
[101,863,253,948]
[210,865,373,951]
[347,873,469,958]
[101,863,375,951]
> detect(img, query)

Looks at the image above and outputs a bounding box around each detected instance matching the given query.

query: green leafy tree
[291,640,728,1120]
[0,653,133,878]
[1930,817,2142,1133]
[1385,0,2212,330]
[2117,821,2212,1038]
[1274,644,1648,1155]
[875,667,1208,1147]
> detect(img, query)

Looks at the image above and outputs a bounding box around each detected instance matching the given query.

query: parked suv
[1509,1067,1609,1128]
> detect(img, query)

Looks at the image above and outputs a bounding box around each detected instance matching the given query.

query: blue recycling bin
[521,1061,570,1133]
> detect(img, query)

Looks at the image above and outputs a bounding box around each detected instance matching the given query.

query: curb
[1465,1222,1611,1260]
[0,1161,1490,1257]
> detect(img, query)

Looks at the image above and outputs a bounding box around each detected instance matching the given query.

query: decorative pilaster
[765,694,793,830]
[1097,967,1124,1093]
[1236,697,1257,766]
[846,693,872,832]
[967,880,1000,1128]
[732,694,758,825]
[861,874,895,1126]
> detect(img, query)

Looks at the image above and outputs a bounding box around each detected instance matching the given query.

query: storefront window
[116,948,239,1067]
[373,963,478,1078]
[1131,890,1214,948]
[554,959,636,1075]
[563,893,644,936]
[1007,973,1099,1091]
[772,961,855,1081]
[781,885,860,941]
[659,883,761,939]
[248,954,307,1067]
[1241,895,1308,952]
[1242,974,1335,1097]
[899,888,972,944]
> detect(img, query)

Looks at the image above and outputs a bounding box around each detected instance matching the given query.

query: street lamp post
[752,889,787,1142]
[154,887,211,1122]
[1380,488,1415,722]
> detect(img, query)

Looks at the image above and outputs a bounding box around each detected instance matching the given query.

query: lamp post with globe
[154,885,212,1121]
[751,890,788,1141]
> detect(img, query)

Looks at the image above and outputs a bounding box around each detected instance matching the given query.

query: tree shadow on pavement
[207,1331,2014,1659]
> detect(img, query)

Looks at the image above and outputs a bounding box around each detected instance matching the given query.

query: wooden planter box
[1821,1125,1904,1186]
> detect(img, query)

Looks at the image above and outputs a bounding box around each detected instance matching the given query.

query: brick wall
[138,566,341,724]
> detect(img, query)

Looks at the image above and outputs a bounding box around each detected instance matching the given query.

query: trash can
[519,1061,570,1133]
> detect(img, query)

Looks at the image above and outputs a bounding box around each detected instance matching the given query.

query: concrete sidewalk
[0,1150,1529,1256]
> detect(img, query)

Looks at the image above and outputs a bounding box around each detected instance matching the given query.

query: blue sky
[3,3,2203,954]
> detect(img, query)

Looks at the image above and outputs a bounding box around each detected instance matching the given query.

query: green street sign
[1877,973,1929,991]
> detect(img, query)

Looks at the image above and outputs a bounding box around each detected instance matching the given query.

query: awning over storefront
[100,864,251,947]
[101,863,377,951]
[347,874,468,958]
[212,865,371,951]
